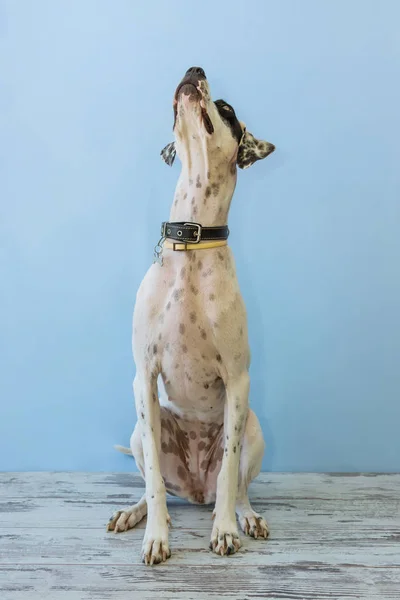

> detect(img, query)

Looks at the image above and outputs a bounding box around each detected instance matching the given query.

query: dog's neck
[169,155,237,227]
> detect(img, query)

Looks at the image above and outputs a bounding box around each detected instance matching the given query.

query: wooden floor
[0,473,399,599]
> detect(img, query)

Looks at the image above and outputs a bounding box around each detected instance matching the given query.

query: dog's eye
[215,100,235,117]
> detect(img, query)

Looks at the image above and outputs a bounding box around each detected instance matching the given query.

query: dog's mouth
[175,82,201,100]
[173,74,214,134]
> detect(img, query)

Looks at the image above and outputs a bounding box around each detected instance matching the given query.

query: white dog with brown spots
[107,67,275,565]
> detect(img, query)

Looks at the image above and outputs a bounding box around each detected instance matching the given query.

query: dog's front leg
[134,373,170,565]
[210,370,249,556]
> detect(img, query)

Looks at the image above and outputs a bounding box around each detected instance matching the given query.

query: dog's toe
[239,513,269,539]
[106,506,145,533]
[141,537,171,566]
[210,520,241,556]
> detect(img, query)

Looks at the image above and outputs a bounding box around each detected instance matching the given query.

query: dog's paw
[141,530,171,565]
[106,505,146,533]
[209,516,241,556]
[238,512,269,539]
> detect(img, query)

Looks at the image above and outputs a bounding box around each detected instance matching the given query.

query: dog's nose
[185,67,206,79]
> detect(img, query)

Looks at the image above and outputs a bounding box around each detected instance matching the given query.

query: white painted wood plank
[0,526,399,567]
[1,472,399,500]
[0,563,399,600]
[0,494,399,530]
[0,473,399,599]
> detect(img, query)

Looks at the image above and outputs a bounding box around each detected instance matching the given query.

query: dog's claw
[209,520,241,556]
[238,513,269,539]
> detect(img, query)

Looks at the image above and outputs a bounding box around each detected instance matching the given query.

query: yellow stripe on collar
[164,239,228,251]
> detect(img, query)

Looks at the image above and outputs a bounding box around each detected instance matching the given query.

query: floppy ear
[160,141,176,166]
[237,130,275,169]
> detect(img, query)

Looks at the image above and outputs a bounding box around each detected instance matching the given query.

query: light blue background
[1,0,399,472]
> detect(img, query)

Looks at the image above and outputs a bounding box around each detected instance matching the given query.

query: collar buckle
[184,222,201,243]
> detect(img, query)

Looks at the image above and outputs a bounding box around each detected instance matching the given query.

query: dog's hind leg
[107,493,147,532]
[235,409,269,539]
[107,425,148,533]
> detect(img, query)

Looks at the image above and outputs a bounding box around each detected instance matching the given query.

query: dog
[107,67,275,565]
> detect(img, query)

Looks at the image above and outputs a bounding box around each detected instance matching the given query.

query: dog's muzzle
[175,67,206,100]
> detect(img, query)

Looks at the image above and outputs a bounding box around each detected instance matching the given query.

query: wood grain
[0,472,399,599]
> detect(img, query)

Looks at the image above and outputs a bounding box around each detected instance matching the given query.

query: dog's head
[161,67,275,170]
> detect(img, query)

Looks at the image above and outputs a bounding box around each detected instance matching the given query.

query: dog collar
[154,221,229,266]
[154,221,229,265]
[164,239,228,251]
[161,221,229,244]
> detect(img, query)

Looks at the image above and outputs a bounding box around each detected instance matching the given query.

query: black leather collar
[161,221,229,244]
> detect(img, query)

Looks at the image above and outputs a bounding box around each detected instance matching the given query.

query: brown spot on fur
[191,197,195,205]
[152,393,157,403]
[212,183,220,197]
[185,371,192,382]
[202,268,212,278]
[189,431,197,440]
[180,267,186,279]
[209,293,216,301]
[158,313,164,324]
[166,301,171,310]
[197,260,203,271]
[200,459,208,469]
[158,333,162,341]
[179,323,185,335]
[198,441,206,451]
[183,193,187,200]
[175,363,179,369]
[177,465,187,480]
[216,353,222,362]
[173,288,184,302]
[216,446,224,461]
[153,344,158,355]
[182,344,188,353]
[196,175,202,188]
[192,490,205,503]
[190,284,199,295]
[200,395,207,401]
[189,311,197,323]
[217,251,224,261]
[205,186,212,199]
[168,440,178,456]
[200,329,207,340]
[207,170,211,179]
[204,383,209,389]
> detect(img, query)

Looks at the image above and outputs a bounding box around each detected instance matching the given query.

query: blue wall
[1,0,399,472]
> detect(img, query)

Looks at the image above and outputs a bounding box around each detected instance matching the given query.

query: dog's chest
[133,246,249,416]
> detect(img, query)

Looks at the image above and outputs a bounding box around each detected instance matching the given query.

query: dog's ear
[237,130,275,170]
[160,141,176,166]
